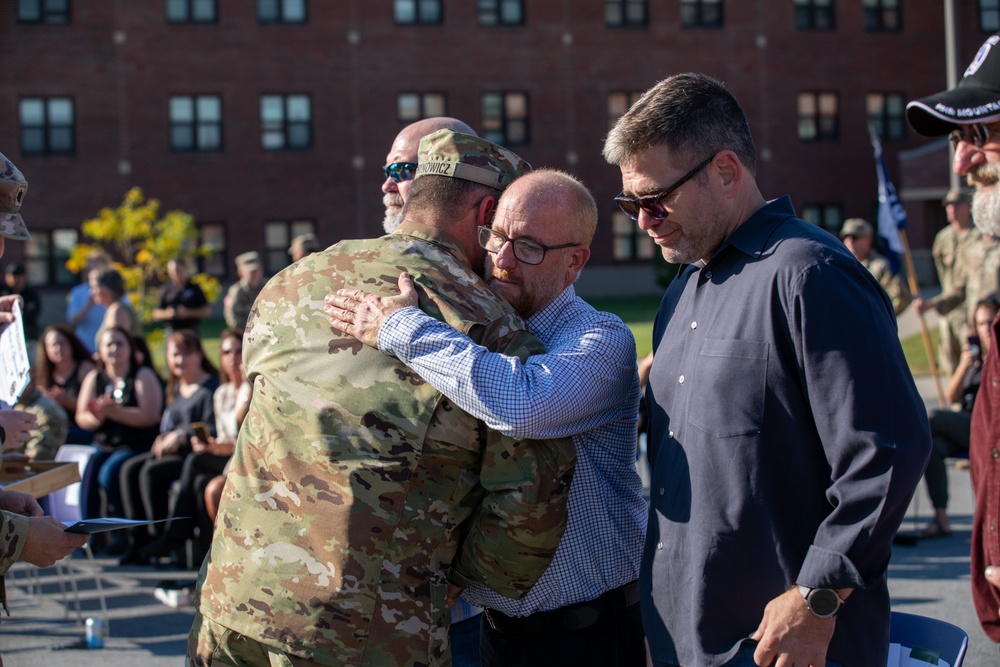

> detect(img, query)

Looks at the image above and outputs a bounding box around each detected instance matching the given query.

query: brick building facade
[1,0,995,301]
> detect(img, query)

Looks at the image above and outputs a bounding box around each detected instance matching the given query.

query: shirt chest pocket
[687,338,768,438]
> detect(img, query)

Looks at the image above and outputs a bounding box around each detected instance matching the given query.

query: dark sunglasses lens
[616,198,641,220]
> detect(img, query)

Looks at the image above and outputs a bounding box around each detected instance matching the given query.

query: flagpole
[898,229,948,407]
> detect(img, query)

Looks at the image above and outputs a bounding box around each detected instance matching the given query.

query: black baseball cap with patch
[907,34,1000,136]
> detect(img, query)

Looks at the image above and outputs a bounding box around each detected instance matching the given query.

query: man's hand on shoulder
[750,587,836,667]
[324,271,418,348]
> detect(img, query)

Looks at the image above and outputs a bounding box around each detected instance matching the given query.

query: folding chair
[888,610,968,667]
[44,444,109,626]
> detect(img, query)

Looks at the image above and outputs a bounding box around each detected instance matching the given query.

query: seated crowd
[5,261,250,569]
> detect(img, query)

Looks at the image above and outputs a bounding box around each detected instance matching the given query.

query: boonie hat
[907,34,1000,136]
[942,188,972,205]
[235,251,262,270]
[415,130,530,191]
[0,151,30,241]
[839,218,874,239]
[288,232,319,256]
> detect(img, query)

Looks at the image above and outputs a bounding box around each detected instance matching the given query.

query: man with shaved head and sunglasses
[908,32,1000,651]
[603,73,929,667]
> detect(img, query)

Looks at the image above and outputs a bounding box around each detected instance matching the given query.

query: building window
[478,0,523,25]
[605,0,647,27]
[797,92,839,141]
[795,0,835,30]
[397,93,447,122]
[863,0,900,32]
[801,204,843,236]
[264,220,315,274]
[867,92,906,142]
[25,228,78,287]
[170,96,222,152]
[260,95,311,150]
[394,0,442,24]
[19,97,74,156]
[612,211,656,261]
[17,0,70,24]
[680,0,722,28]
[197,223,227,278]
[258,0,306,22]
[982,0,1000,32]
[166,0,216,22]
[482,93,528,146]
[608,91,643,131]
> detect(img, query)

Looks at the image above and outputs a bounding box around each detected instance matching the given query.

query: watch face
[808,589,841,617]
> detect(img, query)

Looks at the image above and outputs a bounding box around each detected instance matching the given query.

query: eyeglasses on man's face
[382,162,418,183]
[614,154,715,221]
[478,226,578,266]
[949,122,994,150]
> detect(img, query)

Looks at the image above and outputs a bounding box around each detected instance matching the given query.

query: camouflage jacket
[197,224,576,666]
[15,388,68,462]
[1,509,30,617]
[862,251,911,316]
[935,231,999,317]
[933,225,982,322]
[223,280,263,332]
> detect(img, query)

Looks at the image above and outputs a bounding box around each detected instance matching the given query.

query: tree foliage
[68,187,221,325]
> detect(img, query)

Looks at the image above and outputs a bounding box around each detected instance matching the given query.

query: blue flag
[869,125,907,275]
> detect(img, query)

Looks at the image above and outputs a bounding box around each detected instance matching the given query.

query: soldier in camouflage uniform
[0,152,88,653]
[839,218,912,316]
[223,251,265,332]
[188,131,576,667]
[928,189,980,376]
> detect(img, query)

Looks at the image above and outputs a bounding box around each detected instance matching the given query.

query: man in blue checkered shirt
[327,168,647,667]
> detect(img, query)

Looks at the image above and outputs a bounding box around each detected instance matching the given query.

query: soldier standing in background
[222,251,264,333]
[839,218,912,316]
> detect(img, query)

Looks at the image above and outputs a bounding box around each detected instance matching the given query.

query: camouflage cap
[415,130,530,191]
[839,217,874,239]
[235,251,262,270]
[288,232,319,255]
[0,151,30,241]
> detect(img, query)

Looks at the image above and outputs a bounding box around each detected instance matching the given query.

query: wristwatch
[797,585,844,618]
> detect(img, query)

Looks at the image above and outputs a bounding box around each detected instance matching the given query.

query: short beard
[971,162,1000,238]
[382,193,405,234]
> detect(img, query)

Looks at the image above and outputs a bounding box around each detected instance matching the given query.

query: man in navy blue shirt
[603,73,930,667]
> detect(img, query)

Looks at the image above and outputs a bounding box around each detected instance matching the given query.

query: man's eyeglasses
[382,162,418,183]
[478,227,577,266]
[950,123,992,150]
[614,154,715,221]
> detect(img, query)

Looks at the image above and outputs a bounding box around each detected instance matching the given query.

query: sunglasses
[382,162,418,183]
[949,123,992,150]
[478,226,577,266]
[614,154,715,221]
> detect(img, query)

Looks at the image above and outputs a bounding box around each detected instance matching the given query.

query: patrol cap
[839,218,874,239]
[415,130,530,191]
[235,251,262,270]
[907,34,1000,136]
[288,232,319,256]
[942,188,972,205]
[0,151,30,241]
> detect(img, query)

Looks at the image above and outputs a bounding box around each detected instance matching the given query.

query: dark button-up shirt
[642,196,930,667]
[970,311,1000,641]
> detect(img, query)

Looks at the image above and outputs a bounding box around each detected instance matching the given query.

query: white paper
[887,642,951,667]
[0,301,30,406]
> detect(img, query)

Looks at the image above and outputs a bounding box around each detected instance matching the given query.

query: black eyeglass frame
[949,122,992,150]
[478,226,578,266]
[382,161,419,182]
[614,153,716,221]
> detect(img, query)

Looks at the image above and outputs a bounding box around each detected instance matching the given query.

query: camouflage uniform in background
[931,223,982,375]
[861,250,911,316]
[934,234,1000,329]
[191,226,576,667]
[0,511,29,615]
[14,387,68,461]
[222,279,262,332]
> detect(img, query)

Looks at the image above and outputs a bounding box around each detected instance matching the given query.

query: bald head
[500,169,598,247]
[382,117,478,233]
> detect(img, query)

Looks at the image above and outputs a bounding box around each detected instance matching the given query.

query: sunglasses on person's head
[614,154,715,221]
[382,162,418,183]
[949,122,992,150]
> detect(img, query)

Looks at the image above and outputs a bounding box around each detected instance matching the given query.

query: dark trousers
[926,408,971,509]
[120,451,185,544]
[161,451,229,552]
[481,589,645,667]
